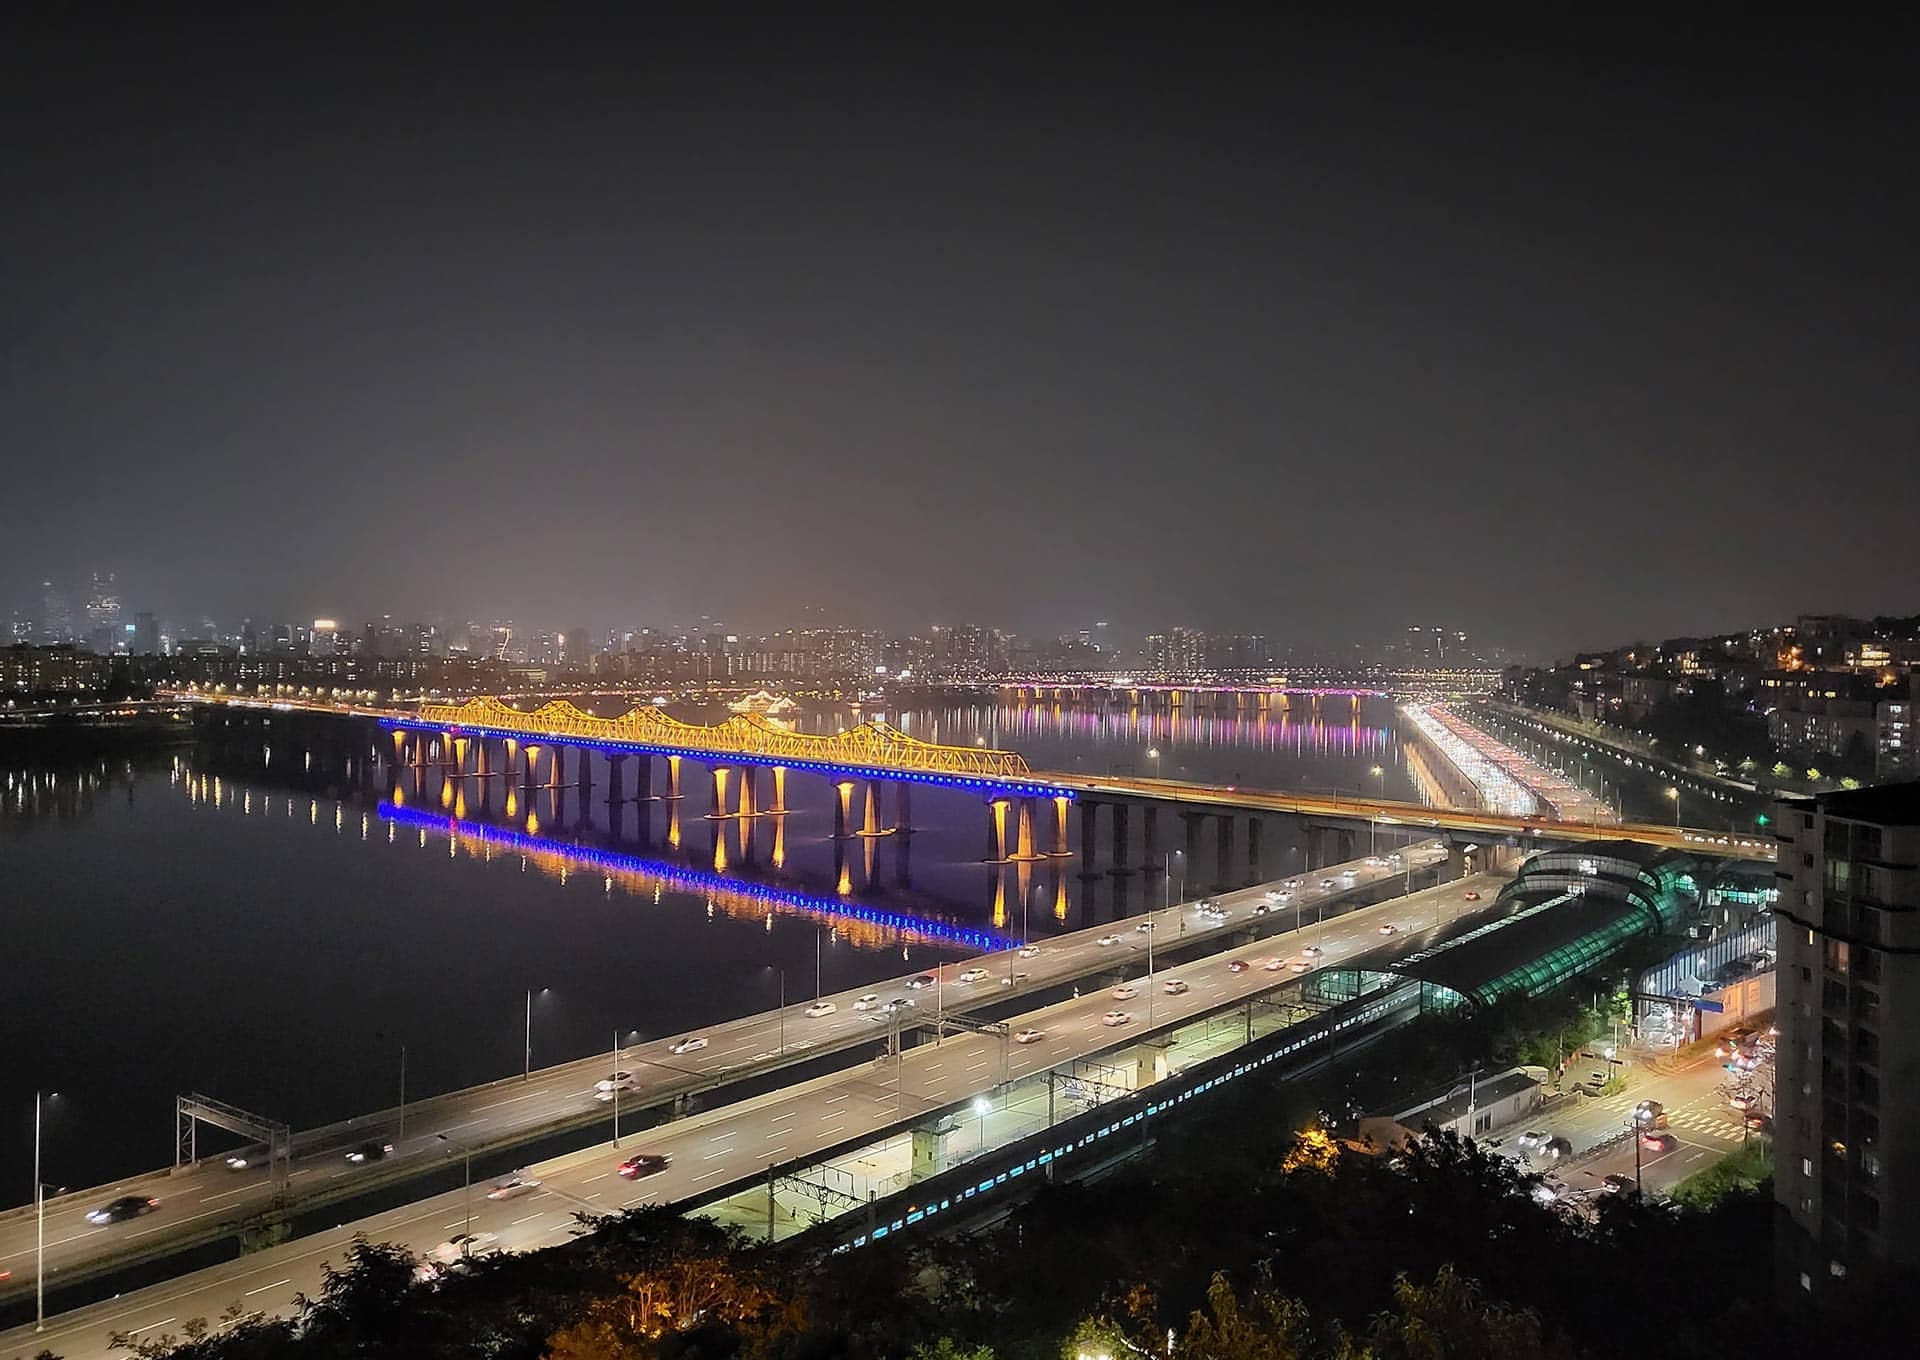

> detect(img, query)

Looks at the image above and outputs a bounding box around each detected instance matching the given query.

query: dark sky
[3,13,1915,658]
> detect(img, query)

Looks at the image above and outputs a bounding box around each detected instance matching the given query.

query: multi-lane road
[4,863,1503,1359]
[0,843,1455,1314]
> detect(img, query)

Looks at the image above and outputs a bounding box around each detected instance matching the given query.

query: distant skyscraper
[40,581,71,642]
[134,611,159,655]
[85,571,121,631]
[8,612,32,644]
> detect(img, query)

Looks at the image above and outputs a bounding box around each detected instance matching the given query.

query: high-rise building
[134,611,159,655]
[40,581,71,643]
[1774,784,1920,1299]
[85,571,121,631]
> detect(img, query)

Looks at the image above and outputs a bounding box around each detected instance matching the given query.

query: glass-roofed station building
[1305,841,1749,1017]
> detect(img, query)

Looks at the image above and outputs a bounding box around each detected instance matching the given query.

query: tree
[1173,1270,1314,1360]
[1335,1266,1577,1360]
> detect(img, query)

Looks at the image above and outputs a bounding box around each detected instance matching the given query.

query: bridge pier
[1182,810,1204,872]
[984,797,1007,862]
[1246,816,1262,886]
[834,780,855,839]
[737,765,756,818]
[665,754,682,801]
[1078,799,1099,875]
[896,780,910,832]
[576,747,592,802]
[1214,814,1234,893]
[1143,804,1161,872]
[769,765,787,814]
[1052,795,1070,856]
[1109,802,1133,877]
[522,745,541,802]
[709,765,732,820]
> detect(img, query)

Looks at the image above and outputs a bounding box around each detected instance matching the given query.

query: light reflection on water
[2,696,1414,1196]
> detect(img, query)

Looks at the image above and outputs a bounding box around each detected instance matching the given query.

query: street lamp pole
[524,988,532,1081]
[34,1091,46,1332]
[436,1133,472,1238]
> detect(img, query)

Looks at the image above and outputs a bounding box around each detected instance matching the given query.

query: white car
[1260,957,1285,972]
[1319,878,1337,890]
[485,1174,541,1201]
[1301,944,1323,957]
[852,993,881,1011]
[428,1232,499,1265]
[957,967,989,984]
[1263,888,1289,903]
[1365,857,1385,868]
[595,1071,636,1094]
[1101,1010,1132,1027]
[668,1035,708,1055]
[804,1001,836,1018]
[1017,945,1041,958]
[1111,983,1139,999]
[1014,1028,1044,1045]
[1162,978,1189,995]
[1135,920,1156,932]
[1377,923,1398,936]
[1096,933,1123,947]
[1290,959,1310,972]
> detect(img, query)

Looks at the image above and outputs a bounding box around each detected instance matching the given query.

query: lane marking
[244,1278,291,1297]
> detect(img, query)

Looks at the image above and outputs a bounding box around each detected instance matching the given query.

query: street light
[1368,765,1384,855]
[436,1132,473,1240]
[524,986,550,1081]
[973,1095,991,1154]
[1665,786,1680,828]
[34,1091,61,1332]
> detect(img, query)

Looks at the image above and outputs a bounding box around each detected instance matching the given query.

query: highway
[2,865,1504,1360]
[1052,772,1777,861]
[0,842,1451,1308]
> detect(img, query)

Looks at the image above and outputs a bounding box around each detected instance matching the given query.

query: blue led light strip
[378,801,1014,952]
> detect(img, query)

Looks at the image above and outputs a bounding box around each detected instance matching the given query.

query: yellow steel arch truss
[418,697,1035,780]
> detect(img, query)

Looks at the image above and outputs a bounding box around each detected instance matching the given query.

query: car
[1725,1090,1758,1111]
[1261,957,1286,971]
[1365,857,1385,868]
[1202,905,1230,921]
[428,1232,500,1265]
[617,1152,672,1179]
[1096,933,1123,947]
[1111,983,1139,999]
[1264,888,1290,904]
[852,993,881,1011]
[1539,1136,1572,1162]
[595,1071,636,1094]
[486,1174,541,1200]
[957,967,989,984]
[1319,878,1337,890]
[1601,1174,1636,1196]
[998,971,1031,987]
[1227,959,1250,974]
[1017,945,1041,958]
[1162,978,1190,995]
[1101,1010,1132,1027]
[1014,1029,1044,1045]
[345,1141,393,1164]
[1744,1112,1773,1133]
[1463,890,1482,902]
[1135,920,1156,932]
[1340,870,1358,883]
[668,1035,708,1055]
[905,973,937,989]
[1289,959,1310,972]
[1515,1130,1547,1154]
[1531,1180,1567,1205]
[224,1147,268,1171]
[1300,944,1322,957]
[86,1195,160,1225]
[803,1001,836,1017]
[885,996,915,1011]
[1388,854,1404,867]
[1376,923,1398,936]
[1638,1132,1675,1153]
[1250,901,1272,916]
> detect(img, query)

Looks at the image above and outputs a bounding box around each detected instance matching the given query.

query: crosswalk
[1584,1092,1747,1143]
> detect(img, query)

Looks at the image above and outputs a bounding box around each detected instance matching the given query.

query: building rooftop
[1810,781,1920,826]
[1380,1067,1540,1128]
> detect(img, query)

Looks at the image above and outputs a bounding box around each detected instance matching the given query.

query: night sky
[3,14,1914,658]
